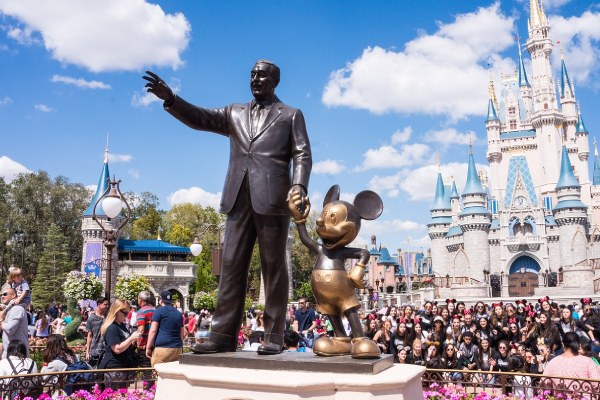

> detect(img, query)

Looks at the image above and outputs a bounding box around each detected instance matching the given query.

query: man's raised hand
[143,71,174,103]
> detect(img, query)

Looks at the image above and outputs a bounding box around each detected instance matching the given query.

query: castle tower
[486,75,502,199]
[428,172,451,277]
[526,0,564,192]
[458,149,491,282]
[450,179,460,222]
[517,36,533,115]
[553,145,592,289]
[81,147,123,297]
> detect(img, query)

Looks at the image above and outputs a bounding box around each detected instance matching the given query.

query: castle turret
[428,172,451,277]
[458,149,491,282]
[81,146,123,297]
[517,36,533,115]
[553,145,591,290]
[450,179,460,222]
[486,76,502,198]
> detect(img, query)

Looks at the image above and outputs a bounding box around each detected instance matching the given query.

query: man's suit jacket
[166,95,312,216]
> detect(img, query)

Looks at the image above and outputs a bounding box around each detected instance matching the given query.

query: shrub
[114,274,151,303]
[63,271,104,301]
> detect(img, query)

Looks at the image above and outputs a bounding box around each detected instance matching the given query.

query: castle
[428,0,600,298]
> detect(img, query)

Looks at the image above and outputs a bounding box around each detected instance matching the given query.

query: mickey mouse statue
[288,184,383,359]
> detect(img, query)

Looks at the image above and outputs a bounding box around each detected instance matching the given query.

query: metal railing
[0,367,156,399]
[422,368,600,399]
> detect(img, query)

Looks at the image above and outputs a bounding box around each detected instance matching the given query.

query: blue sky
[1,0,599,252]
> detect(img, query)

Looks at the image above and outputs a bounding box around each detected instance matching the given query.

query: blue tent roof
[83,162,110,217]
[460,206,491,217]
[463,152,485,195]
[431,173,451,211]
[554,199,587,211]
[428,216,452,226]
[556,146,580,190]
[445,226,463,238]
[118,240,191,254]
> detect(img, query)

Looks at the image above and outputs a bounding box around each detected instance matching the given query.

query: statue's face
[251,63,276,100]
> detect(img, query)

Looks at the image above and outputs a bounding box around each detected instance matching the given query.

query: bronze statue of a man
[144,60,312,355]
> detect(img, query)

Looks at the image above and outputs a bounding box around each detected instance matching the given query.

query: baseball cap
[160,290,173,304]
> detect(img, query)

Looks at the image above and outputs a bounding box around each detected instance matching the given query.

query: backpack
[59,357,95,395]
[7,357,42,399]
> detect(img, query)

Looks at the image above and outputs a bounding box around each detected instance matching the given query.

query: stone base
[154,352,425,400]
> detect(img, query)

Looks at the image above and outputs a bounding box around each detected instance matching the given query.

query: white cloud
[313,160,345,175]
[0,0,191,72]
[34,103,53,112]
[391,127,412,145]
[0,156,31,182]
[167,186,221,209]
[368,161,489,200]
[543,0,571,9]
[6,25,38,45]
[424,128,477,146]
[51,74,111,89]
[85,184,97,194]
[356,143,430,171]
[107,153,133,163]
[128,169,140,179]
[550,11,600,83]
[0,97,12,106]
[322,4,515,119]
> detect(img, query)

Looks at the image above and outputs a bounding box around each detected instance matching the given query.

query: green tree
[291,211,318,300]
[130,208,163,239]
[32,223,73,306]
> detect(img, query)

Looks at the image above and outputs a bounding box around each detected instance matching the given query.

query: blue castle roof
[594,152,600,186]
[450,181,459,199]
[518,46,530,87]
[560,58,573,98]
[118,239,191,254]
[378,247,397,264]
[576,107,588,134]
[83,161,110,217]
[431,172,451,211]
[486,99,498,121]
[463,151,485,195]
[445,226,463,238]
[556,146,580,190]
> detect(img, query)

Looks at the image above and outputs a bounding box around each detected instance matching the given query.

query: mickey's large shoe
[256,342,283,355]
[350,337,380,359]
[313,336,351,356]
[190,341,236,354]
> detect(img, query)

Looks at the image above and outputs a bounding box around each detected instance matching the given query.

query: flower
[114,273,151,303]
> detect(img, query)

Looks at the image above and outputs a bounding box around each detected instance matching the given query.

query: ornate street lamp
[190,223,225,277]
[92,177,131,300]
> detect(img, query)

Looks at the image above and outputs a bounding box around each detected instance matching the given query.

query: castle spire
[83,145,111,216]
[431,172,451,211]
[517,35,530,87]
[463,149,485,195]
[560,48,574,99]
[450,178,460,199]
[576,103,588,134]
[486,72,499,121]
[556,145,580,189]
[593,138,600,185]
[529,0,548,29]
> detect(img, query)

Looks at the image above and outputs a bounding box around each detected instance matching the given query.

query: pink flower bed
[16,385,155,400]
[424,383,583,400]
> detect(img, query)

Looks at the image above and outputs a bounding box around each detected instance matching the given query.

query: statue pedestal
[154,352,425,400]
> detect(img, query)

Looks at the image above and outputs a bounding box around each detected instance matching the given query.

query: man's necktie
[251,104,263,138]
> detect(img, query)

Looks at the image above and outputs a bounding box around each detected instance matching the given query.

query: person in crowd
[493,340,510,372]
[365,318,379,340]
[505,318,521,346]
[396,346,409,364]
[0,339,37,379]
[425,342,440,366]
[284,329,306,352]
[457,331,478,371]
[293,298,317,344]
[535,341,555,373]
[476,338,497,384]
[6,268,31,307]
[580,298,600,354]
[579,341,600,365]
[98,299,140,389]
[146,291,184,366]
[407,339,425,366]
[386,306,398,329]
[524,347,539,374]
[521,312,538,352]
[186,312,197,340]
[128,305,138,334]
[446,299,456,316]
[558,306,594,344]
[136,290,155,388]
[50,312,66,336]
[509,354,533,399]
[373,318,392,354]
[413,318,426,344]
[85,297,109,368]
[537,312,562,354]
[34,311,50,341]
[461,310,477,335]
[474,302,488,320]
[391,319,410,358]
[456,302,466,316]
[476,315,496,346]
[442,341,461,380]
[41,334,77,372]
[438,306,450,326]
[402,305,415,323]
[0,288,29,359]
[428,316,445,353]
[544,331,600,380]
[431,303,439,317]
[419,301,434,332]
[447,315,462,345]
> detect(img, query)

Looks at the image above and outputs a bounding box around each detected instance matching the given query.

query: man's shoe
[190,341,236,354]
[257,343,283,355]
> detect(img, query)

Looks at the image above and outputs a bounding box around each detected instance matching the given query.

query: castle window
[508,107,516,116]
[509,120,517,130]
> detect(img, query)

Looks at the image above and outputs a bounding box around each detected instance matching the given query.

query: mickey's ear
[323,185,340,207]
[354,190,383,220]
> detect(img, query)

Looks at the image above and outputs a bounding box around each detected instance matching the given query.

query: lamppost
[483,269,490,284]
[6,230,30,276]
[92,177,131,300]
[189,223,225,278]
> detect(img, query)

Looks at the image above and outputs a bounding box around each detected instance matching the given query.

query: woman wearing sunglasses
[99,299,140,388]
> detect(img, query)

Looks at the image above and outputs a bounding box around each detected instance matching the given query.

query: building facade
[429,0,600,298]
